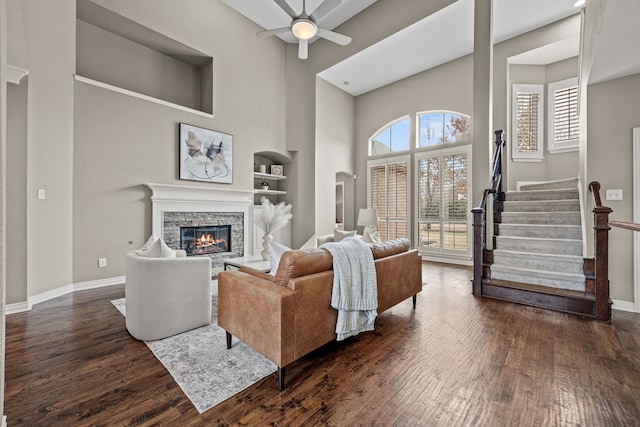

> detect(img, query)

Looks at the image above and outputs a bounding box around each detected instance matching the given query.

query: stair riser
[502,200,580,213]
[498,225,581,239]
[495,237,582,256]
[519,177,579,191]
[492,253,584,274]
[505,190,579,201]
[500,212,581,225]
[490,269,585,292]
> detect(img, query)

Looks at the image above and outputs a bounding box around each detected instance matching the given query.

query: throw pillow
[138,238,177,258]
[300,234,317,250]
[268,240,291,276]
[334,228,356,242]
[363,229,382,243]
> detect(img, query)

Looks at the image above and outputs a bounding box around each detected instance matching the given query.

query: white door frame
[633,128,640,312]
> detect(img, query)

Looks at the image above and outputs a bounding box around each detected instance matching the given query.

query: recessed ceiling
[224,0,584,96]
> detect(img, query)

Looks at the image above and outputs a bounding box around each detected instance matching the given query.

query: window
[512,84,543,161]
[367,156,410,241]
[369,116,410,155]
[548,77,579,153]
[418,112,471,147]
[416,146,471,256]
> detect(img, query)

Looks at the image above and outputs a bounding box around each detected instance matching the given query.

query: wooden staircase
[472,131,612,321]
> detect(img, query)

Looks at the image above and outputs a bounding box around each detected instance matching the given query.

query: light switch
[37,189,46,200]
[606,189,623,201]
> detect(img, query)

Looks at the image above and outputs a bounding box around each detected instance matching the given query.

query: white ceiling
[222,0,584,96]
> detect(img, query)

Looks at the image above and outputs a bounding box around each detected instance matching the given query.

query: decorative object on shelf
[260,179,270,190]
[270,164,283,176]
[179,123,233,184]
[254,197,293,260]
[357,208,379,238]
[259,164,266,173]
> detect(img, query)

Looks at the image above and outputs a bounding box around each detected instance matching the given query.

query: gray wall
[7,80,27,304]
[26,0,76,298]
[315,77,355,236]
[587,72,640,302]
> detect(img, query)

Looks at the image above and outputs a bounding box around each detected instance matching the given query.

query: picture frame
[270,164,284,176]
[179,123,233,184]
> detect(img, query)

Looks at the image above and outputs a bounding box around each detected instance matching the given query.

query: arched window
[417,111,471,147]
[366,110,472,261]
[369,116,410,155]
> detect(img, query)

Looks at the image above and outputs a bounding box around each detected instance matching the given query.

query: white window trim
[548,77,579,154]
[512,84,544,162]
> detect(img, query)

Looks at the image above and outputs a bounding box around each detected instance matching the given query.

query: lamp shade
[357,208,379,227]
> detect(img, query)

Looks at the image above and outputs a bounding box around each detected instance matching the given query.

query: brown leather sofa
[218,238,423,389]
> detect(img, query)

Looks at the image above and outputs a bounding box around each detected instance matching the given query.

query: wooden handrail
[589,181,603,207]
[609,221,640,232]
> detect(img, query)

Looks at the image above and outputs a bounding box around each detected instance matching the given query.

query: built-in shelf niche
[76,0,213,115]
[254,152,290,205]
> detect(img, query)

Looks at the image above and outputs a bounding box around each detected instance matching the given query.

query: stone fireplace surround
[146,183,255,268]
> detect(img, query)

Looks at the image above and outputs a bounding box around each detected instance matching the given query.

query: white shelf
[254,172,286,181]
[255,189,286,195]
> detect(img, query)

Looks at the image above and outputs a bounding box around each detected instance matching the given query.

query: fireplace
[180,225,231,256]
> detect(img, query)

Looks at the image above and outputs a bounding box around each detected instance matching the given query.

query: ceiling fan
[257,0,352,60]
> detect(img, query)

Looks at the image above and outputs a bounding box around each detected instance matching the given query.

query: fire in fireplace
[180,225,231,256]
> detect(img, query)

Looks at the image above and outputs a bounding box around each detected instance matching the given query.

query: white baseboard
[2,415,6,427]
[612,299,637,313]
[5,276,125,315]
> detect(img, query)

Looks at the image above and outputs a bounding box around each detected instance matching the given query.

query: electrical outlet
[98,258,107,268]
[37,189,46,200]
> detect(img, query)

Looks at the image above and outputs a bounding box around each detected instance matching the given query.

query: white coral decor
[255,198,293,234]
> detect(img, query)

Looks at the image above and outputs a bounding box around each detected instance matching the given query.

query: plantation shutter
[553,85,579,143]
[367,157,409,241]
[516,91,540,152]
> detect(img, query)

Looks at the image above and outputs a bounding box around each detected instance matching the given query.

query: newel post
[593,204,612,321]
[472,207,484,296]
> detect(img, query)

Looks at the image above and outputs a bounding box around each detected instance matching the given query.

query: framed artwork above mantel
[179,123,233,184]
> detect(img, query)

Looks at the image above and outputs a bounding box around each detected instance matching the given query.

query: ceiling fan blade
[274,0,298,19]
[310,0,341,21]
[298,39,308,59]
[317,28,352,46]
[257,27,291,37]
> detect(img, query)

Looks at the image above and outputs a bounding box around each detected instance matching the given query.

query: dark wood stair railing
[472,130,505,297]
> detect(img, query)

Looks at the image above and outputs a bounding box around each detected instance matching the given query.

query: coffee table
[223,255,271,273]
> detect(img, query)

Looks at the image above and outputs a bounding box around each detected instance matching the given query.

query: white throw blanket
[321,237,378,341]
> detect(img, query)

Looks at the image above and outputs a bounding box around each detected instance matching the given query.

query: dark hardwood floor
[5,262,640,426]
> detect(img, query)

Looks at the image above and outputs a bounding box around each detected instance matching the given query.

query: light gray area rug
[111,283,276,414]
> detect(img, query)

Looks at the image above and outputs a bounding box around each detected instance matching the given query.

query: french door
[416,146,471,258]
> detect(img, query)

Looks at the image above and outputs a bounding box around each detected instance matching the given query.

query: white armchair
[125,250,212,341]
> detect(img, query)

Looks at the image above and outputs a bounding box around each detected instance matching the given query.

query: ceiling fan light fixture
[291,19,317,40]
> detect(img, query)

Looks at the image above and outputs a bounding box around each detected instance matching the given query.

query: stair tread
[493,249,583,261]
[496,235,581,243]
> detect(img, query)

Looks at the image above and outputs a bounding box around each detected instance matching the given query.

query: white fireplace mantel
[146,183,257,253]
